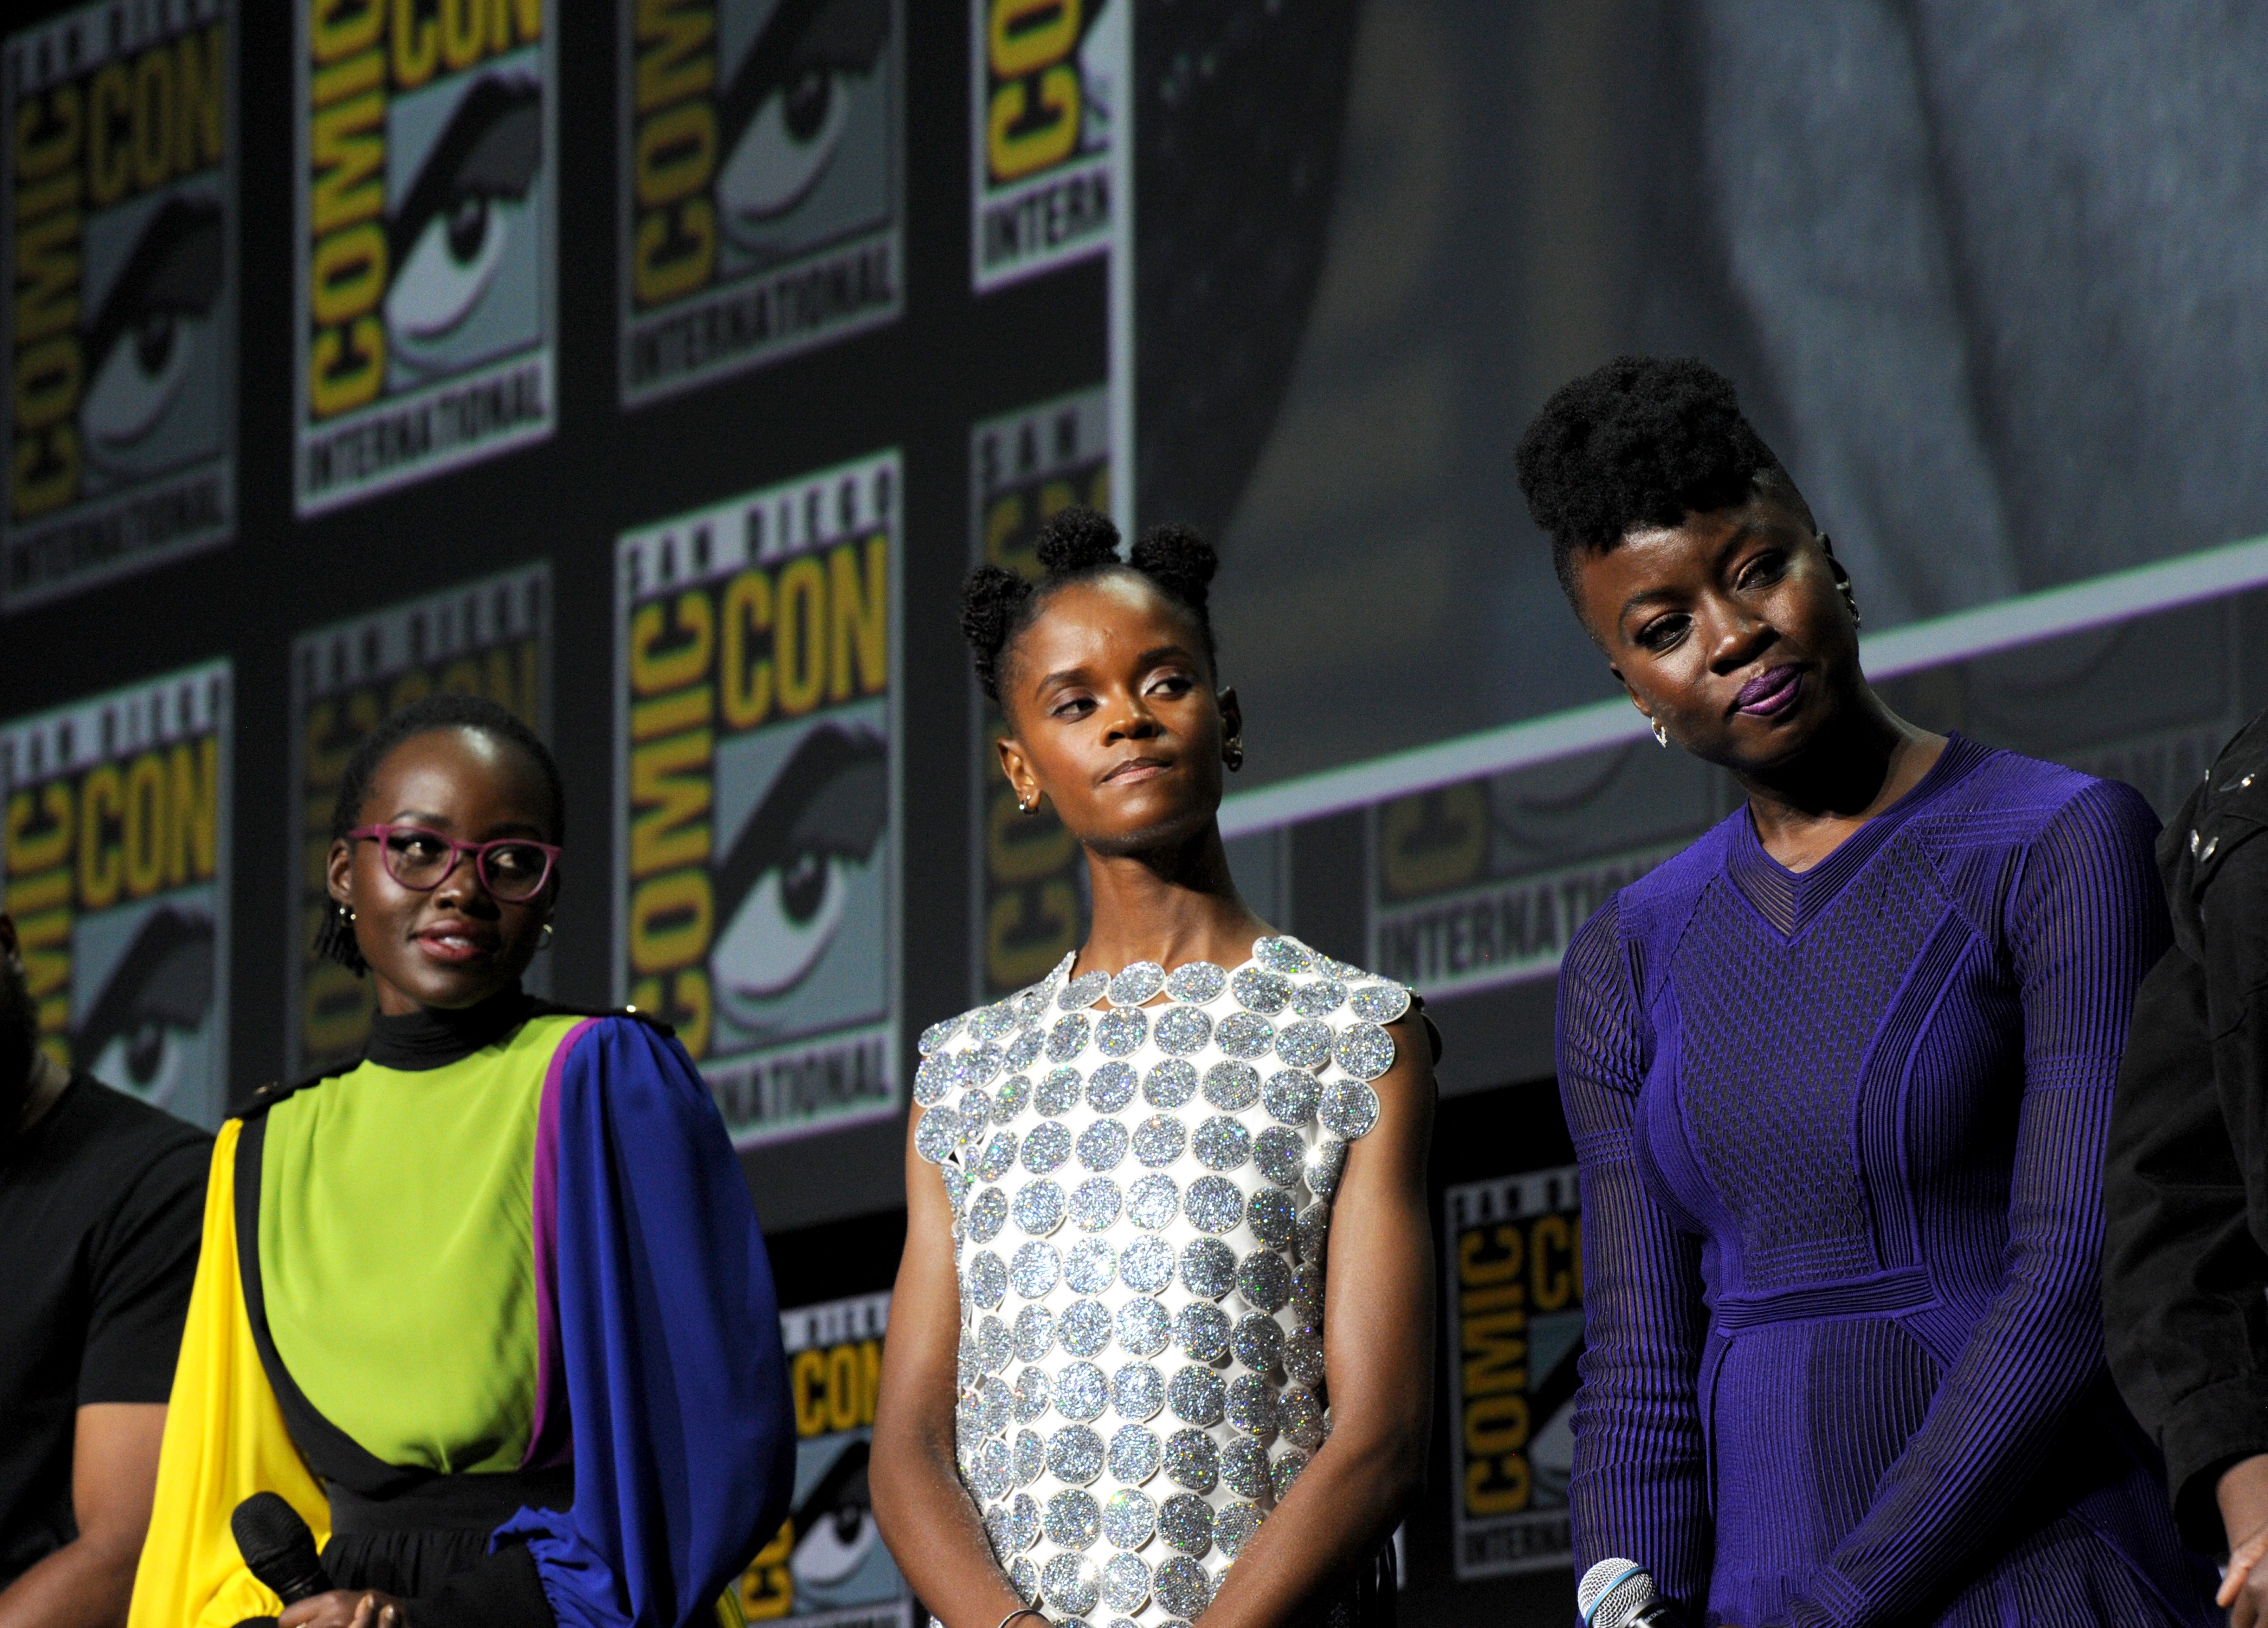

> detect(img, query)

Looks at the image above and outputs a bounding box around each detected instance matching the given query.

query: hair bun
[1032,505,1122,574]
[1129,523,1217,610]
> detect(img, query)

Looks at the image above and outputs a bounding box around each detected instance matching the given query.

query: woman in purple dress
[1512,358,2217,1627]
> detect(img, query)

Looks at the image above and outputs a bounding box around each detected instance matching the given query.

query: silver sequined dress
[912,937,1410,1628]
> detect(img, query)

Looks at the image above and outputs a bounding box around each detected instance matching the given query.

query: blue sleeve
[497,1018,797,1628]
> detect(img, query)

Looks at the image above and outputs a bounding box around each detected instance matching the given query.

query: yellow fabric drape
[130,1118,330,1628]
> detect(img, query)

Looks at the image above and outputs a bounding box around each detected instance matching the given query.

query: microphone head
[230,1492,332,1603]
[1578,1557,1660,1628]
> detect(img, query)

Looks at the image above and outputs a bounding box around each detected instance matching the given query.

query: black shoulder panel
[2160,707,2268,962]
[526,998,678,1040]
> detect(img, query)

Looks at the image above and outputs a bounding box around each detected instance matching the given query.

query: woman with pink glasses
[132,694,794,1628]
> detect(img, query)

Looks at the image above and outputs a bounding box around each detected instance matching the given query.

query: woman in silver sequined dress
[871,510,1438,1628]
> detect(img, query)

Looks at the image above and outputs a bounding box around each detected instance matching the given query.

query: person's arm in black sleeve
[2102,943,2268,1548]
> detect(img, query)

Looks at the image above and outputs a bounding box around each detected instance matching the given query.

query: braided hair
[961,507,1221,707]
[313,693,564,973]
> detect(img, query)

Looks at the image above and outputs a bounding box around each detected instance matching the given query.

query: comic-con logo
[972,0,1115,288]
[623,0,902,402]
[5,2,232,605]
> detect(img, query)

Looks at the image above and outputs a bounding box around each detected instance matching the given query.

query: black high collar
[365,987,536,1071]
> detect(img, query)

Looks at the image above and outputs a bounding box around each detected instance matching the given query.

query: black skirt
[319,1467,571,1624]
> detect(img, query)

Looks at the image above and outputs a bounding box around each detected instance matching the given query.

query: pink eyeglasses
[347,825,561,903]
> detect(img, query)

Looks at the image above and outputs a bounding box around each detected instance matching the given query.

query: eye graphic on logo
[385,74,544,342]
[715,0,890,234]
[711,724,887,1007]
[788,1439,883,1599]
[81,196,224,454]
[73,907,216,1107]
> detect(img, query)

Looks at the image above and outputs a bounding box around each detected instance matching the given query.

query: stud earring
[541,921,554,945]
[1017,794,1035,813]
[1652,718,1669,748]
[1223,737,1245,772]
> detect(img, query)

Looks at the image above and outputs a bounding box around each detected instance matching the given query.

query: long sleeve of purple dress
[1560,740,2217,1628]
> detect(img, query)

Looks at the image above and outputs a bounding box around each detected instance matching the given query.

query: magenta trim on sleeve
[523,1017,596,1470]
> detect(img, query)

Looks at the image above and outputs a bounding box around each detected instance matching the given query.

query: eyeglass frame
[344,824,562,902]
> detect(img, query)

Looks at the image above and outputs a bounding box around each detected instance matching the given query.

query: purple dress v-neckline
[1557,736,2215,1627]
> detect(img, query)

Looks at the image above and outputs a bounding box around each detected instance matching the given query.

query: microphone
[231,1492,336,1607]
[1579,1558,1688,1628]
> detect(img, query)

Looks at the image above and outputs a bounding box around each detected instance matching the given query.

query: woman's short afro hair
[960,506,1220,706]
[1514,355,1810,599]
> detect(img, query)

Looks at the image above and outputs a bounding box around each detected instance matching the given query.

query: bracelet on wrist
[997,1608,1049,1628]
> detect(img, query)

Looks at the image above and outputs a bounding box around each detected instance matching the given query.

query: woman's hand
[2219,1455,2268,1626]
[278,1590,407,1628]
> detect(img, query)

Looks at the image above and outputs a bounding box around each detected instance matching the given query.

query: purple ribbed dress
[1558,737,2217,1627]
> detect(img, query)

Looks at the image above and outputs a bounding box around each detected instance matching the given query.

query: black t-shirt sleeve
[78,1134,208,1406]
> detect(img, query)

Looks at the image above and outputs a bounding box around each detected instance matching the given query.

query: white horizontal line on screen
[1217,530,2268,840]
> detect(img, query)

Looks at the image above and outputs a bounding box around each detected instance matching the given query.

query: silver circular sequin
[913,1106,960,1163]
[1013,1365,1051,1422]
[1014,1432,1045,1487]
[1007,1489,1041,1549]
[1275,1020,1333,1071]
[1349,981,1411,1023]
[1295,1203,1330,1266]
[1202,1059,1262,1110]
[1246,1188,1296,1248]
[1319,1079,1381,1139]
[1059,1298,1113,1357]
[1215,1013,1276,1061]
[1120,1236,1176,1294]
[1271,1447,1310,1499]
[1237,1251,1291,1312]
[1226,1374,1279,1436]
[1252,936,1314,975]
[1010,1240,1061,1298]
[1070,1177,1124,1233]
[1102,1551,1151,1612]
[1008,1557,1038,1604]
[967,1187,1009,1243]
[1005,1028,1045,1072]
[965,1043,1007,1087]
[1065,1237,1117,1294]
[1165,961,1228,1003]
[1251,1125,1302,1187]
[1304,1140,1347,1198]
[919,1014,966,1056]
[1127,1175,1179,1231]
[969,1251,1007,1308]
[1158,1491,1215,1552]
[978,1375,1012,1434]
[1012,1304,1055,1363]
[1049,1014,1091,1062]
[1184,1175,1245,1235]
[1262,1069,1319,1126]
[1284,1326,1326,1386]
[1132,1115,1186,1167]
[1291,1262,1325,1322]
[1077,1118,1130,1172]
[1109,1424,1162,1485]
[1049,1421,1107,1480]
[957,1088,997,1135]
[974,1437,1013,1498]
[1096,1006,1149,1058]
[1232,967,1291,1015]
[1333,1020,1397,1083]
[1154,1005,1212,1056]
[1144,1059,1199,1108]
[1216,1503,1263,1558]
[943,1167,974,1217]
[1279,1385,1325,1449]
[1042,1553,1102,1617]
[1153,1557,1214,1618]
[1193,1117,1251,1172]
[1117,1297,1171,1357]
[1291,979,1346,1017]
[1087,1062,1139,1115]
[989,1088,1030,1143]
[1168,1367,1226,1427]
[975,1315,1012,1373]
[1102,1488,1158,1550]
[1232,1314,1284,1372]
[1112,1362,1164,1421]
[1013,1182,1066,1238]
[1060,971,1108,1010]
[1108,961,1166,1006]
[1222,1437,1273,1499]
[1045,1489,1102,1550]
[1038,1067,1083,1116]
[971,1004,1019,1044]
[913,1055,952,1106]
[1175,1302,1231,1362]
[1181,1238,1237,1299]
[1022,1120,1073,1175]
[1056,1362,1108,1422]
